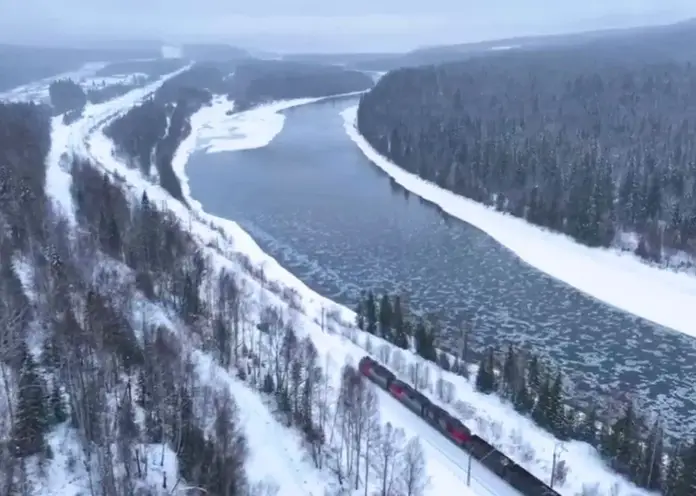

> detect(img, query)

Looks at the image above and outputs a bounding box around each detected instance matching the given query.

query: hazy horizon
[2,0,696,53]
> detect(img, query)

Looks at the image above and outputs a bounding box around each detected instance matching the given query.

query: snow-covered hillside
[164,94,658,495]
[0,69,489,496]
[3,67,663,495]
[78,81,495,496]
[341,106,696,340]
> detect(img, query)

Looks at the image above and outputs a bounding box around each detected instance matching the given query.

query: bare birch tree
[400,436,428,496]
[376,422,405,496]
[361,385,381,496]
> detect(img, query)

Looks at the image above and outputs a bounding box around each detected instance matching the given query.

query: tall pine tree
[13,347,49,457]
[365,291,377,335]
[355,292,365,330]
[641,419,664,490]
[378,293,392,340]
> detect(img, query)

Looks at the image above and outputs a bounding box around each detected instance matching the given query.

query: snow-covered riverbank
[341,105,696,340]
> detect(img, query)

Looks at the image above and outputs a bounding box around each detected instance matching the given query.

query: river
[185,97,696,437]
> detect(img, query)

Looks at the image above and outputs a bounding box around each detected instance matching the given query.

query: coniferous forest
[357,43,696,267]
[354,291,696,494]
[228,60,374,111]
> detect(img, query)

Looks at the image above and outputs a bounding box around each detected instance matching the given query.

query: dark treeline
[228,60,374,111]
[103,99,168,175]
[86,83,136,105]
[0,102,52,249]
[141,59,373,110]
[355,290,696,494]
[1,101,249,494]
[48,78,87,120]
[357,43,696,266]
[104,68,214,204]
[85,78,146,105]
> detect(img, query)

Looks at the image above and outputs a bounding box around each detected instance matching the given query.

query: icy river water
[186,97,696,437]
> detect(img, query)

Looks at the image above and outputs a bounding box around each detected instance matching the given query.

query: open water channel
[185,97,696,437]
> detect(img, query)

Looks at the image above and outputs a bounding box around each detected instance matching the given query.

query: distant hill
[339,17,696,71]
[280,52,403,66]
[0,44,161,92]
[181,43,251,62]
[228,59,374,111]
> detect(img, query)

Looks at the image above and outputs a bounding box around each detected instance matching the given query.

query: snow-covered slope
[164,95,653,495]
[74,82,492,496]
[33,70,657,495]
[34,82,334,495]
[341,105,696,340]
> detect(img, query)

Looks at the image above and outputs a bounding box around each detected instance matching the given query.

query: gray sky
[2,0,696,52]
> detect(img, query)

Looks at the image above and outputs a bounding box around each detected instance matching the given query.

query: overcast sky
[2,0,696,52]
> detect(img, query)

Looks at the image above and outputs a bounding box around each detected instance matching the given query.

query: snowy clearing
[341,105,696,340]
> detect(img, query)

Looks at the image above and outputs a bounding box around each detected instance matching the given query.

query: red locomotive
[359,356,470,445]
[357,355,561,496]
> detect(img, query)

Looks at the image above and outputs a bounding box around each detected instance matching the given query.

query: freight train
[358,356,562,496]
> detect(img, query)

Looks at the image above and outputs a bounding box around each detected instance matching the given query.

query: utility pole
[467,445,498,486]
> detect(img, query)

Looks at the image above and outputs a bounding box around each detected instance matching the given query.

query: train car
[505,461,562,496]
[467,435,511,476]
[422,400,471,446]
[358,356,377,375]
[467,435,561,496]
[423,403,450,433]
[359,356,394,390]
[358,356,560,496]
[388,379,431,416]
[447,417,471,444]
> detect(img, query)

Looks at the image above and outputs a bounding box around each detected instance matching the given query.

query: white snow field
[341,105,696,340]
[0,62,108,103]
[36,71,654,495]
